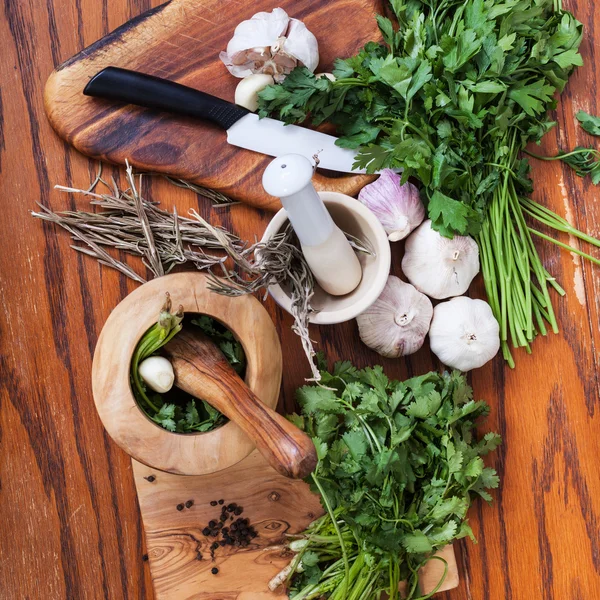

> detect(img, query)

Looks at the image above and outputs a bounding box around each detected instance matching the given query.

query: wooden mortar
[92,271,282,476]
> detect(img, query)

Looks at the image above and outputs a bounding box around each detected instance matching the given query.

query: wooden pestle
[163,328,317,479]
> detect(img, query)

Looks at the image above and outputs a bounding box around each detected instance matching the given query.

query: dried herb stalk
[31,167,379,380]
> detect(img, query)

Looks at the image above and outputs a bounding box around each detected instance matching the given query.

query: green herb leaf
[576,110,600,136]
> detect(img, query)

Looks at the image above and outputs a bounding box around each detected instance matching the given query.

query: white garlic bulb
[401,220,479,299]
[358,170,425,242]
[356,276,433,358]
[220,8,319,82]
[139,356,175,394]
[235,74,275,111]
[429,297,500,371]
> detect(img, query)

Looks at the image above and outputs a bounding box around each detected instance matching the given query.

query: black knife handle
[83,66,249,130]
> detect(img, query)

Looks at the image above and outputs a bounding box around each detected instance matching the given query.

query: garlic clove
[356,275,433,358]
[429,296,500,371]
[401,220,479,299]
[139,355,175,394]
[282,18,319,73]
[358,170,425,242]
[220,8,319,81]
[235,74,275,111]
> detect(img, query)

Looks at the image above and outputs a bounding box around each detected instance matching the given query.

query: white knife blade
[227,114,364,174]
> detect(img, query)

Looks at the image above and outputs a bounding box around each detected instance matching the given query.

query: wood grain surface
[1,1,600,600]
[43,0,381,210]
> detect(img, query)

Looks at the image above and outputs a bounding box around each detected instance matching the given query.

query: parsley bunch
[259,0,600,366]
[286,362,500,599]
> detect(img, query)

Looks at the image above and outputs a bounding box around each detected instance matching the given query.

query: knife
[83,67,363,174]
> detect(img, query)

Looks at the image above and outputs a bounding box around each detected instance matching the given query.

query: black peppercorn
[210,500,218,506]
[202,528,210,536]
[227,503,236,512]
[211,542,219,551]
[144,475,156,483]
[185,500,194,509]
[234,507,243,515]
[176,503,185,511]
[208,520,217,528]
[218,499,224,505]
[142,554,149,561]
[211,567,219,575]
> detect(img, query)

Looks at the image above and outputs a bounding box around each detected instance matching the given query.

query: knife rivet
[281,164,287,168]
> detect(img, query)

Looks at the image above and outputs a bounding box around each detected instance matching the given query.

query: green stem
[311,473,350,599]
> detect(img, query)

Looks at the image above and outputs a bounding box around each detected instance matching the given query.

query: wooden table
[1,1,599,598]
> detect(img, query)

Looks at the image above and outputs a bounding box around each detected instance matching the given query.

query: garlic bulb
[429,297,500,371]
[235,74,274,111]
[401,220,479,299]
[139,356,175,394]
[358,170,425,242]
[356,276,433,358]
[220,8,319,82]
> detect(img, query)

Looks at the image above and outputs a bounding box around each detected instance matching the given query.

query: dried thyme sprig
[190,210,321,380]
[162,176,238,206]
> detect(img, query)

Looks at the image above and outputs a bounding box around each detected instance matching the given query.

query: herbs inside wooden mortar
[131,294,247,433]
[258,0,600,366]
[271,362,500,599]
[32,164,371,381]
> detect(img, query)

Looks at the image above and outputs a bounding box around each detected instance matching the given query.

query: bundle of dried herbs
[33,163,371,380]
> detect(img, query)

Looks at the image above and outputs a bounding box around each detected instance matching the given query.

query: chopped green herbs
[284,363,500,599]
[190,315,246,376]
[131,296,246,433]
[259,0,600,367]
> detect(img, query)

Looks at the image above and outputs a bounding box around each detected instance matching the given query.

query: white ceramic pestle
[262,154,362,296]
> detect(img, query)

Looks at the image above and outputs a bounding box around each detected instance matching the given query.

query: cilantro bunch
[285,362,500,599]
[259,0,600,366]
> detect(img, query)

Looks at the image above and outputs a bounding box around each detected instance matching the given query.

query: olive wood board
[43,0,384,210]
[134,451,459,599]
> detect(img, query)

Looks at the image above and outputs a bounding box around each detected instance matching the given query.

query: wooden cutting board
[43,0,384,210]
[134,451,459,599]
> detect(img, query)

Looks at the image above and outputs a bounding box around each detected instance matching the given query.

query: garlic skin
[401,220,479,299]
[356,276,433,358]
[235,74,275,111]
[220,8,319,82]
[358,170,425,242]
[138,356,175,394]
[429,297,500,371]
[315,72,336,81]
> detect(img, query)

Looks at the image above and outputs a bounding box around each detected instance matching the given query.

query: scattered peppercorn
[234,507,243,515]
[185,500,194,509]
[218,499,224,505]
[210,500,218,506]
[142,554,149,561]
[202,527,210,536]
[176,503,185,511]
[208,520,217,528]
[144,475,156,483]
[211,567,219,575]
